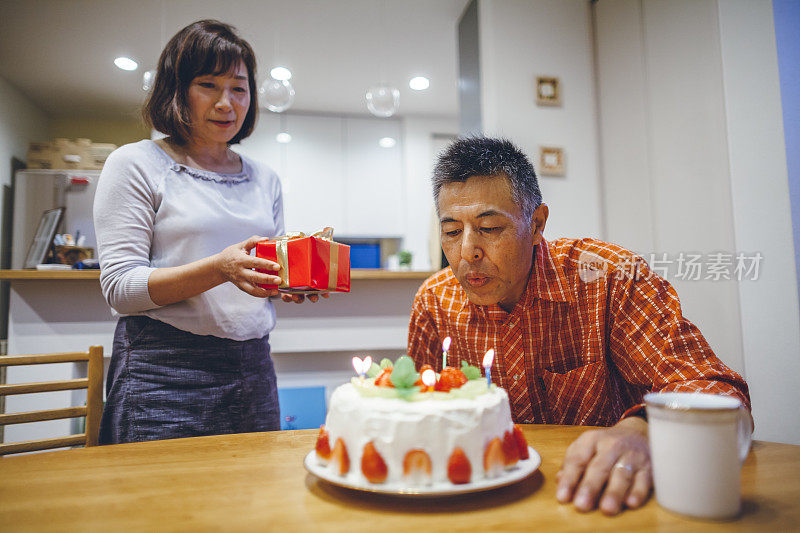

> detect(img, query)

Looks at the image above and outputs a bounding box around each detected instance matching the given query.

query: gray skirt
[99,316,281,445]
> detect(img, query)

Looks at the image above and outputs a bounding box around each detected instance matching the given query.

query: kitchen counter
[1,267,436,445]
[0,269,436,280]
[1,268,435,356]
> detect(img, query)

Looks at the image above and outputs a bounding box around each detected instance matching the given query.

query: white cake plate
[304,446,541,498]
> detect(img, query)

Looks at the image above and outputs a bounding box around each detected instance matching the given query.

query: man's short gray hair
[432,136,543,222]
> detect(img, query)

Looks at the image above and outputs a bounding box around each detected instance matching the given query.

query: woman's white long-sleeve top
[93,139,284,341]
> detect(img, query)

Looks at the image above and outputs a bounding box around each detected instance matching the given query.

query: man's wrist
[629,410,647,422]
[616,414,648,435]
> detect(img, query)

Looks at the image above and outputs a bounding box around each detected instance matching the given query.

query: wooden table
[1,425,797,531]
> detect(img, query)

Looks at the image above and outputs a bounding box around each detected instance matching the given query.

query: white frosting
[322,382,514,485]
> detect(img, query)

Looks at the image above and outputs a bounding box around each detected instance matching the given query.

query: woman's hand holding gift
[215,236,330,303]
[280,292,330,304]
[215,235,283,298]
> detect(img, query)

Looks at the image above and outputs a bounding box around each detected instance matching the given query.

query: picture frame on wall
[23,207,64,269]
[536,76,561,106]
[539,146,565,176]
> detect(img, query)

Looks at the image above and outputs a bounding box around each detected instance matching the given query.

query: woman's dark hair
[143,19,258,145]
[432,136,543,221]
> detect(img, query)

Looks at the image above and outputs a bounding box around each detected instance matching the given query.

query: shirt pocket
[540,361,614,426]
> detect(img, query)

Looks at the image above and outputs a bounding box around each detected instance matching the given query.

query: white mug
[644,392,752,520]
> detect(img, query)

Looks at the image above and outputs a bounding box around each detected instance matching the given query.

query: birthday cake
[313,356,529,486]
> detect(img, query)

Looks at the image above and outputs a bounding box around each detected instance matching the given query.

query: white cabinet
[344,118,403,236]
[239,112,404,237]
[283,115,347,233]
[233,111,283,174]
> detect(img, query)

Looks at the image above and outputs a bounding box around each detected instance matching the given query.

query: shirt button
[514,374,520,382]
[171,164,181,171]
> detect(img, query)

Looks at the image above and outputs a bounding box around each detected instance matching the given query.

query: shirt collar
[459,237,574,321]
[528,237,574,303]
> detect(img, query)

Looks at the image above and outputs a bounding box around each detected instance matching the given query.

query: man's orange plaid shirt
[408,237,750,426]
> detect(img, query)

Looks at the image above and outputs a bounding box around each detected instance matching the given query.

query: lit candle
[351,355,372,382]
[482,349,495,389]
[442,336,452,370]
[421,368,436,388]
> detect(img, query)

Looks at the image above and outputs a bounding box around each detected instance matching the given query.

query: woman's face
[186,60,250,146]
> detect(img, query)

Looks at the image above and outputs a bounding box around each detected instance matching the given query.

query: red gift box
[255,230,350,292]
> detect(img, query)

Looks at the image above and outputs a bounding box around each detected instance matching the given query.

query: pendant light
[260,15,295,113]
[366,85,400,117]
[142,69,156,91]
[365,0,399,117]
[142,1,166,91]
[260,78,295,113]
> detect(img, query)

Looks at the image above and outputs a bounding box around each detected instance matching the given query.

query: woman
[94,20,314,444]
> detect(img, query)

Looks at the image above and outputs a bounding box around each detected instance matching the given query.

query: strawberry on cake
[313,356,530,487]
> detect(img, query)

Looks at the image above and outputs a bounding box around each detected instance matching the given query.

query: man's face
[438,174,547,311]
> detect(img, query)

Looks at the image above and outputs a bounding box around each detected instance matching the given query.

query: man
[407,136,750,516]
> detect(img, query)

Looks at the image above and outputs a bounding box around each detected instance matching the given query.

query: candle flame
[442,336,452,352]
[482,348,495,368]
[421,368,436,387]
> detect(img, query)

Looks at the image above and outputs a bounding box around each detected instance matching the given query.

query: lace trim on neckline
[148,140,250,184]
[172,163,250,184]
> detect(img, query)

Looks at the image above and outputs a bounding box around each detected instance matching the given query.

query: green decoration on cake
[379,358,393,370]
[390,356,418,389]
[460,360,482,380]
[366,362,382,378]
[352,376,492,400]
[396,387,419,401]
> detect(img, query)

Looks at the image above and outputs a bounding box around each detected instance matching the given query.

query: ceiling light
[409,76,430,91]
[378,137,396,148]
[276,132,292,144]
[114,57,138,71]
[270,66,292,81]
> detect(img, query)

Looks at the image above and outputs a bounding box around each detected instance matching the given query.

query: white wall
[478,0,603,240]
[402,116,459,270]
[593,0,652,255]
[717,0,800,444]
[595,0,799,443]
[595,0,744,376]
[0,74,49,221]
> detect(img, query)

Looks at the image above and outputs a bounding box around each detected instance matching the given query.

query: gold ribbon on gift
[314,227,339,290]
[272,227,339,290]
[273,231,306,288]
[313,227,334,240]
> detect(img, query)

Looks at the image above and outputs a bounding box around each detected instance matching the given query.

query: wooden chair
[0,346,103,455]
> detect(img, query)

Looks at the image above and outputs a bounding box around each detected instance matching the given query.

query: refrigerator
[8,169,101,270]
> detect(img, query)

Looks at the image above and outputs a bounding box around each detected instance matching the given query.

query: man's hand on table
[556,416,651,515]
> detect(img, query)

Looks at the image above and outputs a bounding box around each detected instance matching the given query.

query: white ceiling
[0,0,469,120]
